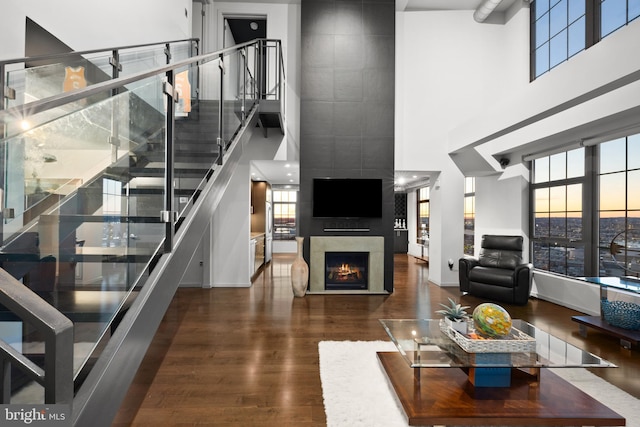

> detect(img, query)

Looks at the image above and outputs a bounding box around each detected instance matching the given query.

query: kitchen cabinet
[394,229,408,253]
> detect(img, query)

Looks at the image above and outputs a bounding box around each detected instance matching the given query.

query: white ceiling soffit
[397,0,518,16]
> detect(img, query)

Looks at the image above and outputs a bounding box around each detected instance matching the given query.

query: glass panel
[631,0,640,20]
[535,43,550,78]
[535,187,550,212]
[550,185,566,212]
[566,242,585,276]
[628,133,640,170]
[549,152,567,181]
[549,244,567,274]
[222,50,243,147]
[599,172,625,210]
[119,47,167,77]
[550,0,568,37]
[550,29,568,69]
[600,137,626,173]
[0,78,166,380]
[536,15,551,48]
[170,41,194,63]
[273,189,297,241]
[567,147,585,178]
[172,62,217,220]
[628,170,640,210]
[534,156,550,183]
[599,212,625,247]
[567,183,582,211]
[568,17,586,57]
[535,0,551,19]
[568,0,586,22]
[379,319,615,368]
[567,211,583,241]
[550,214,567,238]
[534,214,551,238]
[601,0,627,38]
[534,241,550,270]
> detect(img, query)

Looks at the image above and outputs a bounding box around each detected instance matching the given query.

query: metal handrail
[0,38,281,125]
[0,38,284,410]
[0,37,199,67]
[0,268,73,404]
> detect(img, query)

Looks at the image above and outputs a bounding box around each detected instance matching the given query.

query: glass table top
[579,276,640,294]
[379,319,617,369]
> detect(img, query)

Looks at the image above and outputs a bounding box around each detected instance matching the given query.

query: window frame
[464,177,475,256]
[272,188,297,241]
[530,0,637,81]
[416,186,430,245]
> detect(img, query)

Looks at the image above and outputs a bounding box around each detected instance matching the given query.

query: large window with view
[598,134,640,277]
[531,132,640,279]
[464,178,475,255]
[273,189,297,241]
[417,187,429,244]
[531,0,640,80]
[531,0,586,79]
[531,147,586,276]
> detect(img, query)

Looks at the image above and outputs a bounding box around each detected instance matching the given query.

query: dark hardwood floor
[113,254,640,426]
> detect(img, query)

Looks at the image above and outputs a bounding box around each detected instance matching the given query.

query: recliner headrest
[481,235,523,252]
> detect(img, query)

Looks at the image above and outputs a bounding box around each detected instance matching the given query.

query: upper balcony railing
[0,37,284,406]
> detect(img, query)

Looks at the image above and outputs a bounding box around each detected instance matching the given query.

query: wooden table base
[377,352,625,426]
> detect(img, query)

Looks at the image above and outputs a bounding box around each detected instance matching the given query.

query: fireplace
[325,252,369,290]
[309,236,385,294]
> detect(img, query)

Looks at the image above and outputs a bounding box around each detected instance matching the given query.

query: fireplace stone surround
[309,236,386,294]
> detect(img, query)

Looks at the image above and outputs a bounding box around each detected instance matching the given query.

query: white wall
[396,6,640,313]
[0,0,192,60]
[396,9,525,286]
[474,172,529,259]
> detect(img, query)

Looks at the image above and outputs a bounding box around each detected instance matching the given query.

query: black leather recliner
[459,235,533,306]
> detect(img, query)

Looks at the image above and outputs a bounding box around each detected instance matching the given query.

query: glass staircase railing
[0,38,285,416]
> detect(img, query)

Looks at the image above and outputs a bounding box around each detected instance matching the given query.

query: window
[273,189,297,240]
[464,177,475,255]
[417,187,430,244]
[598,134,640,276]
[102,178,124,248]
[531,148,586,276]
[601,0,640,38]
[531,132,640,279]
[531,0,638,80]
[531,0,586,79]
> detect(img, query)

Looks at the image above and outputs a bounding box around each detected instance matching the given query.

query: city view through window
[531,133,640,278]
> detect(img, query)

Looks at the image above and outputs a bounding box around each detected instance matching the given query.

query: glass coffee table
[377,319,624,426]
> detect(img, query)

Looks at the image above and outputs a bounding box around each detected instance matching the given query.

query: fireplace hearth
[325,252,369,290]
[309,236,385,294]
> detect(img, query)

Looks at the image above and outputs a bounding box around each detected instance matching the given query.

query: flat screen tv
[312,178,383,218]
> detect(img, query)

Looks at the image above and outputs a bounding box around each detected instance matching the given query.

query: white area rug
[318,340,640,427]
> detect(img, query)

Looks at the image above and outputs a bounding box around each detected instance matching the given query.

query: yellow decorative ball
[472,303,512,337]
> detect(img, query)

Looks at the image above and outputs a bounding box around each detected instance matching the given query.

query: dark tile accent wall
[299,0,395,293]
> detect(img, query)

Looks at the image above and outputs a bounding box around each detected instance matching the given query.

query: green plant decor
[436,297,470,322]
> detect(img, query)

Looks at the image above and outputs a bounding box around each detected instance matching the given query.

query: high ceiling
[246,0,519,189]
[397,0,517,12]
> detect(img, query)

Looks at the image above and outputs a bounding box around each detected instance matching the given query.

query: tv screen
[312,178,383,218]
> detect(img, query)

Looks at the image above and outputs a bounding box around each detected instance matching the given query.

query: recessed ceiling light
[287,173,292,176]
[284,164,291,168]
